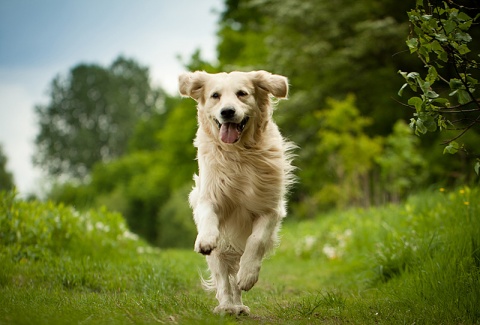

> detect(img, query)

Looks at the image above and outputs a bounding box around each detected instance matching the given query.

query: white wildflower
[121,230,139,241]
[322,244,337,259]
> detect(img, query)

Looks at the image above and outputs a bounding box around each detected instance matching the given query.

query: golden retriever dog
[178,70,295,315]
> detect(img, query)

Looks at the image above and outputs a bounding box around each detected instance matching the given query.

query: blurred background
[1,0,479,248]
[0,0,222,194]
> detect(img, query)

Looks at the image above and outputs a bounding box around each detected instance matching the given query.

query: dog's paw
[194,231,219,255]
[237,264,260,291]
[213,304,250,316]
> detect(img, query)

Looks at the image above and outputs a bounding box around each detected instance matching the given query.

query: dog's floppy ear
[178,71,209,102]
[250,70,289,99]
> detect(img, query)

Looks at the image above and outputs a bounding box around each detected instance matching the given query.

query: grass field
[1,187,479,324]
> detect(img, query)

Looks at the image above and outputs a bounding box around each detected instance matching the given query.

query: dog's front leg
[237,214,279,291]
[193,200,219,255]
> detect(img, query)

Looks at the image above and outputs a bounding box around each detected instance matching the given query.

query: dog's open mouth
[214,117,249,144]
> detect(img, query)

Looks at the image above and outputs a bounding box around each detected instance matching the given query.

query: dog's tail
[198,268,216,292]
[283,139,298,193]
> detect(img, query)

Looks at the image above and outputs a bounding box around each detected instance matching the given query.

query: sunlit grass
[1,187,479,324]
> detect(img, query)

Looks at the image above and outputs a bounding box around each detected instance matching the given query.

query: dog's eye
[211,92,220,99]
[236,90,248,98]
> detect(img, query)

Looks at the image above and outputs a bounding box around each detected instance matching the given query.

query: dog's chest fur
[197,141,285,218]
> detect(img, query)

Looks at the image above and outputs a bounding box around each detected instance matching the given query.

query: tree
[89,96,198,243]
[0,145,15,191]
[398,0,480,173]
[214,0,428,210]
[48,94,198,246]
[216,0,416,132]
[34,56,164,180]
[376,120,427,202]
[313,95,383,209]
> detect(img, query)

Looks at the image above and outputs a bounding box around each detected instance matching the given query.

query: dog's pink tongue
[220,123,239,143]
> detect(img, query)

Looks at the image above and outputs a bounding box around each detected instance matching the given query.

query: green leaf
[398,83,409,97]
[424,118,437,132]
[457,44,471,55]
[437,50,448,62]
[415,119,428,134]
[426,90,439,99]
[449,78,463,90]
[467,76,478,87]
[435,33,448,42]
[406,38,418,52]
[431,40,443,52]
[443,20,456,34]
[457,89,471,104]
[426,66,438,84]
[475,161,480,175]
[432,97,450,107]
[454,32,472,43]
[419,46,430,61]
[407,72,420,79]
[417,112,438,132]
[422,81,431,92]
[408,97,424,112]
[457,12,472,22]
[443,141,460,155]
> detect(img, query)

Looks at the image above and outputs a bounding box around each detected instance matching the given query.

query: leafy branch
[397,0,480,172]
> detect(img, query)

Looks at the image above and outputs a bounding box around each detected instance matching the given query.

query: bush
[0,190,145,262]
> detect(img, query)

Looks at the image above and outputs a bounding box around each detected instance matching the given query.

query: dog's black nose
[220,108,235,119]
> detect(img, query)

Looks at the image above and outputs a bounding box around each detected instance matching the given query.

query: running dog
[178,70,295,315]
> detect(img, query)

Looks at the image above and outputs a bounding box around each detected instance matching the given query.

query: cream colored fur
[178,70,295,316]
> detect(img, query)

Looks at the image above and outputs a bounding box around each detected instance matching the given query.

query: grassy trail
[1,188,479,324]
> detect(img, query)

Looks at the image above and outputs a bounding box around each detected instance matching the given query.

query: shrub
[0,190,144,262]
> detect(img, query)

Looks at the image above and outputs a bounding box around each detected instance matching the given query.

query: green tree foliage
[310,95,383,210]
[92,96,197,244]
[217,0,415,132]
[0,145,15,191]
[376,120,427,202]
[49,94,198,246]
[292,96,427,216]
[215,0,437,209]
[34,56,164,180]
[398,0,480,173]
[215,0,479,202]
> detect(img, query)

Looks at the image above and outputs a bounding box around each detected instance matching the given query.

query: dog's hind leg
[230,274,250,315]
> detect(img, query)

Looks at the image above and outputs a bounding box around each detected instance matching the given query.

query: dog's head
[178,70,288,145]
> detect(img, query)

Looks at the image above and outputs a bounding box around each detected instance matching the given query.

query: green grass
[1,187,479,324]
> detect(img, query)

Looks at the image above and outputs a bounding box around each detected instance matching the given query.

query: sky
[0,0,223,195]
